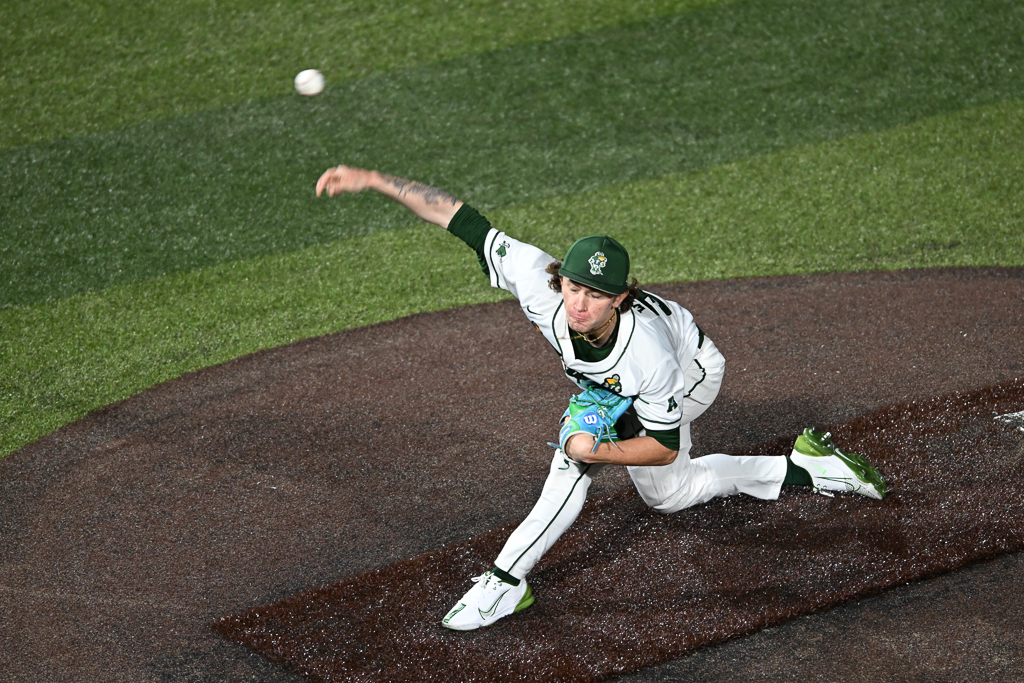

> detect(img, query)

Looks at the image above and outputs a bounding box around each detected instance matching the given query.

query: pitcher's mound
[1,267,1022,682]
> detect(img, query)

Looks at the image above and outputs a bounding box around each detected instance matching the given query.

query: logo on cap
[588,251,608,276]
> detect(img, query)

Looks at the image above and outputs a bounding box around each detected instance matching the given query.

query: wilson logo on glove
[557,387,634,454]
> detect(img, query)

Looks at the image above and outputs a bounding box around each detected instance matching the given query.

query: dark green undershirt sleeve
[446,203,493,277]
[646,427,681,451]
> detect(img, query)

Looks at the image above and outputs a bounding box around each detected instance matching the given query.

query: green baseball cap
[558,235,630,295]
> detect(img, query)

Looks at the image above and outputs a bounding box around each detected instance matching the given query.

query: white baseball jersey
[480,229,703,434]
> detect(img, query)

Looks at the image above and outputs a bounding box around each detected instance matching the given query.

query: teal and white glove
[557,387,634,454]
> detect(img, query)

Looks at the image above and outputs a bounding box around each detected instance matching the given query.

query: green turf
[3,100,1021,458]
[3,0,1022,308]
[0,0,724,150]
[506,101,1024,281]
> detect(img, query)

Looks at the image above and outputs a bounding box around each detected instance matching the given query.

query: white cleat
[441,570,534,631]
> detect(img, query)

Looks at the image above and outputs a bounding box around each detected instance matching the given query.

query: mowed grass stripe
[0,0,726,150]
[3,0,1022,308]
[3,100,1022,458]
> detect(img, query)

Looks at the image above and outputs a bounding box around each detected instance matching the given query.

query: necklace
[571,310,618,345]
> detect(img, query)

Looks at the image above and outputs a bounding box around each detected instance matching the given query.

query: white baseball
[294,69,325,96]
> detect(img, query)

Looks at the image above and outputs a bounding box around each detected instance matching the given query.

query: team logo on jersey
[496,241,510,259]
[560,365,622,395]
[588,251,608,276]
[667,397,678,412]
[601,374,622,394]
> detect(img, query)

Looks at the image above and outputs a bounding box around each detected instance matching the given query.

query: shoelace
[473,572,504,590]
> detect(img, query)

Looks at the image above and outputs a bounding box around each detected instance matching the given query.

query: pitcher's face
[561,279,626,334]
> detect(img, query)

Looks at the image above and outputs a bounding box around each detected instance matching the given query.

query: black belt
[697,326,705,349]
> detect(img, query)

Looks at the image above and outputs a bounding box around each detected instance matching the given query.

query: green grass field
[2,0,1022,458]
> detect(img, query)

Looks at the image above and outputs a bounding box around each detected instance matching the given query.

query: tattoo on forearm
[382,174,458,206]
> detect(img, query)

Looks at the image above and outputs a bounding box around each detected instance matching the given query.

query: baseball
[294,69,324,96]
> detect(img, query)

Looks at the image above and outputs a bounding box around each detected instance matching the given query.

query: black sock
[491,566,521,586]
[783,455,813,487]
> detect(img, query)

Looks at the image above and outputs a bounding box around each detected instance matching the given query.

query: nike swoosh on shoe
[478,589,510,619]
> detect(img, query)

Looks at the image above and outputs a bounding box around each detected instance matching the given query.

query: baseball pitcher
[316,165,887,631]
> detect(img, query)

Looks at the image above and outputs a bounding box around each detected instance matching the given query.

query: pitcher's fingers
[316,165,349,196]
[315,167,335,196]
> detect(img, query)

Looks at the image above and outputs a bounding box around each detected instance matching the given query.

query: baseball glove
[557,387,634,454]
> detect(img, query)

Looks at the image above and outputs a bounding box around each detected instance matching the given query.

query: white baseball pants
[494,337,788,580]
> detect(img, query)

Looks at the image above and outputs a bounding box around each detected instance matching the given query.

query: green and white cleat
[791,428,887,500]
[441,571,534,631]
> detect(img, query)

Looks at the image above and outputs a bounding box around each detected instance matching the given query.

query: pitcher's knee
[636,489,695,515]
[651,496,693,515]
[635,493,669,513]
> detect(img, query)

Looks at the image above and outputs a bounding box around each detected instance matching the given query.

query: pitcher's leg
[627,423,695,512]
[682,452,787,506]
[494,449,604,580]
[629,424,787,514]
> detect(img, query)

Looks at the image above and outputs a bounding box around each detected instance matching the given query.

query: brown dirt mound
[0,267,1022,682]
[211,381,1024,683]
